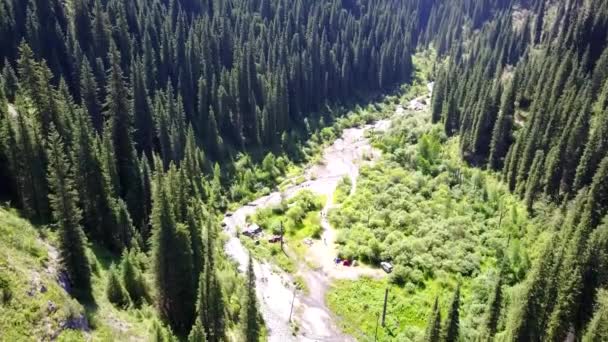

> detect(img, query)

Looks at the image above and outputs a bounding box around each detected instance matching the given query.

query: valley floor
[222,84,434,341]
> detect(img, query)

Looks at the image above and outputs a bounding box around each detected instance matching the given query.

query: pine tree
[425,297,442,342]
[432,69,447,123]
[73,0,94,57]
[3,60,18,101]
[188,319,207,342]
[121,249,147,306]
[573,81,608,192]
[482,276,503,340]
[80,58,103,132]
[105,44,145,230]
[106,263,129,308]
[151,160,196,334]
[46,127,91,297]
[443,285,460,342]
[0,81,14,201]
[195,220,226,342]
[582,289,608,341]
[100,126,120,198]
[92,0,110,58]
[241,256,260,342]
[523,150,545,212]
[140,154,153,241]
[109,198,136,252]
[132,58,155,156]
[12,99,50,221]
[488,76,516,170]
[186,204,204,284]
[71,107,114,243]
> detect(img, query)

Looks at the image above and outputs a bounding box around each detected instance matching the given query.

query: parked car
[225,212,233,217]
[343,259,352,267]
[380,261,393,273]
[242,224,262,238]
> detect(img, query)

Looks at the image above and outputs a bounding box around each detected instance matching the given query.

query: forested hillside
[430,0,608,340]
[1,0,607,340]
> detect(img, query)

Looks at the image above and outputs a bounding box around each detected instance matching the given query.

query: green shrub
[0,273,12,304]
[334,176,353,204]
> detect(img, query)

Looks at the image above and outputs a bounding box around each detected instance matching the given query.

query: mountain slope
[0,207,86,340]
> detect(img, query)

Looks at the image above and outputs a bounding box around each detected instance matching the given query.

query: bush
[0,274,12,304]
[390,265,409,286]
[286,205,306,225]
[334,176,353,204]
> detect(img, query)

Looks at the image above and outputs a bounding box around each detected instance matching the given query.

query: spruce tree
[80,58,103,132]
[195,220,225,342]
[241,256,260,342]
[2,61,18,101]
[582,288,608,341]
[121,249,147,306]
[523,150,545,213]
[488,76,516,170]
[105,43,143,228]
[71,107,114,243]
[106,263,129,308]
[132,58,155,156]
[188,319,207,342]
[443,285,460,342]
[46,127,91,297]
[425,297,442,342]
[482,276,503,340]
[151,159,196,334]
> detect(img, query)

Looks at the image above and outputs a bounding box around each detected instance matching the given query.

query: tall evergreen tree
[151,158,196,334]
[46,127,91,297]
[80,58,103,132]
[188,319,207,342]
[241,255,260,342]
[425,297,442,342]
[105,44,144,229]
[106,263,129,308]
[120,249,147,306]
[523,150,545,212]
[482,276,503,340]
[488,76,516,170]
[443,285,460,342]
[71,107,113,243]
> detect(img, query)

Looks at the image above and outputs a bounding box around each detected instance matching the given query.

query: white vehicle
[380,261,393,273]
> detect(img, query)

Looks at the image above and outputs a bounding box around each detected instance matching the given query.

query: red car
[342,259,352,267]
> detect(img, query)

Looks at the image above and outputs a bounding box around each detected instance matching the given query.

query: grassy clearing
[0,206,160,341]
[0,207,84,341]
[328,275,487,341]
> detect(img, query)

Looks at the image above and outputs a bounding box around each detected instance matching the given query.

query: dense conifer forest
[430,0,608,340]
[0,0,607,340]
